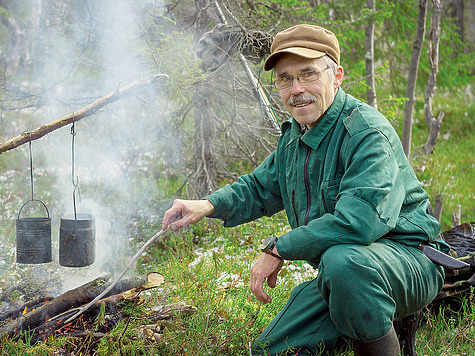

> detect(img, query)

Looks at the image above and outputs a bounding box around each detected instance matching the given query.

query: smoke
[5,0,181,294]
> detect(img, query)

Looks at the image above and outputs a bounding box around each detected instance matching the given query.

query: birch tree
[401,0,428,157]
[423,0,444,155]
[365,0,377,109]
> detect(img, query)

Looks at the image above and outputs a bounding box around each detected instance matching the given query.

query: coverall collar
[287,88,347,150]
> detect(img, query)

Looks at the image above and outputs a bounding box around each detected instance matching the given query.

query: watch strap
[265,249,283,261]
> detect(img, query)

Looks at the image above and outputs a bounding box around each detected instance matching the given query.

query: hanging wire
[71,115,81,222]
[28,133,34,201]
[21,132,50,220]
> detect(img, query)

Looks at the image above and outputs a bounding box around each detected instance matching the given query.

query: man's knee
[317,244,395,340]
[318,244,370,285]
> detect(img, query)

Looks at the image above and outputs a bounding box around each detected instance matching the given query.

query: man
[162,24,449,355]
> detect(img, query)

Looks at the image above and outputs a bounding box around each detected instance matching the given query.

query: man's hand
[250,247,284,304]
[162,199,214,231]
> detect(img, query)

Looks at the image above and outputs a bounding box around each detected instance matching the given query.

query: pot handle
[17,199,50,220]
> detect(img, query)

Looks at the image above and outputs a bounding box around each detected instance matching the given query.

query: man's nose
[290,78,305,94]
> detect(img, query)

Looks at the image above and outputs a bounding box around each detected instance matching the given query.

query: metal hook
[71,115,79,188]
[28,133,34,201]
[71,114,80,221]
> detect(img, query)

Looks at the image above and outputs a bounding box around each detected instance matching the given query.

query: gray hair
[320,55,338,82]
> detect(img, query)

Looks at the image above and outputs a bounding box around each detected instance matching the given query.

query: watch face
[260,234,275,251]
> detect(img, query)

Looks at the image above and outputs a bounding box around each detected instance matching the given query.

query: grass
[2,214,472,355]
[418,292,475,356]
[131,213,302,355]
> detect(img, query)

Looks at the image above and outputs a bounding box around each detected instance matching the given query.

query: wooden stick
[63,228,169,325]
[0,74,168,155]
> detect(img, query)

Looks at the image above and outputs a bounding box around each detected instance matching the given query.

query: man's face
[274,54,343,129]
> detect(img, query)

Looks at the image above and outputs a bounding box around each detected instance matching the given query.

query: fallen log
[0,275,110,337]
[0,273,160,338]
[29,283,154,344]
[0,74,168,155]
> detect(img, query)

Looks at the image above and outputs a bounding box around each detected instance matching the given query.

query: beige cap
[264,24,340,71]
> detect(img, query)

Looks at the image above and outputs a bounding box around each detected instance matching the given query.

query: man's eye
[301,71,317,79]
[279,76,292,83]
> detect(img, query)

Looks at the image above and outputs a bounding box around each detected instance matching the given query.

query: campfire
[0,272,196,348]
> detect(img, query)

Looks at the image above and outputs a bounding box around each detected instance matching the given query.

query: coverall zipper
[291,189,299,226]
[304,146,312,226]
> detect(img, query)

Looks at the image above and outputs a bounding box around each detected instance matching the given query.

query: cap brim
[264,47,326,71]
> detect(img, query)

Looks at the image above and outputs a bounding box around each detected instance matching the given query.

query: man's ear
[334,66,344,93]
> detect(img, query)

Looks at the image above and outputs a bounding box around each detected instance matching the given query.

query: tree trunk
[189,81,218,199]
[401,0,428,158]
[307,0,319,8]
[187,0,218,199]
[433,193,443,222]
[212,1,280,133]
[365,0,377,109]
[452,205,462,228]
[424,0,443,155]
[449,0,464,42]
[0,0,42,76]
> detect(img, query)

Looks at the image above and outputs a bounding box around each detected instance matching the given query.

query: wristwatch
[260,234,283,260]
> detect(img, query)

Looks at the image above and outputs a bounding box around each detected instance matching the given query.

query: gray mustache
[287,93,317,106]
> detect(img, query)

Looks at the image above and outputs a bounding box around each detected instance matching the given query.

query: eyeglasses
[273,66,330,90]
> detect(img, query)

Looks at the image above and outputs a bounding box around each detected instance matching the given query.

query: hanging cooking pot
[16,199,52,264]
[59,212,95,267]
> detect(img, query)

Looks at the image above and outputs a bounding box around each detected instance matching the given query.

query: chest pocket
[320,177,341,214]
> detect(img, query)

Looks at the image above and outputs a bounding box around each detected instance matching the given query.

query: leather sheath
[418,245,470,270]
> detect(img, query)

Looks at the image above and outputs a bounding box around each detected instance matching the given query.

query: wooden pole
[0,74,168,155]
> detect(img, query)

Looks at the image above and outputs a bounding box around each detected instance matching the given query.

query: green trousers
[253,239,445,355]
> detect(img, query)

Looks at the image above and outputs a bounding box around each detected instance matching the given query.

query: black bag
[433,222,475,301]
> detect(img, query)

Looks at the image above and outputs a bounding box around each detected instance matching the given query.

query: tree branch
[0,74,168,155]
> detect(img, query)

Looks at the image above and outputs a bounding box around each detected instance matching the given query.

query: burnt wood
[0,275,148,338]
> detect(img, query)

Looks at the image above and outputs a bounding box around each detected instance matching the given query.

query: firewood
[0,274,156,338]
[49,273,164,324]
[148,302,197,322]
[0,275,110,337]
[29,288,143,343]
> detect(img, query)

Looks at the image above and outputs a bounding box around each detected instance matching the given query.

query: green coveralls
[205,89,449,355]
